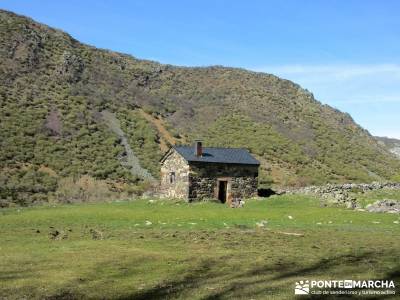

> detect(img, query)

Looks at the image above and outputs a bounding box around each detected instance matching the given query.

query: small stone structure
[160,142,259,203]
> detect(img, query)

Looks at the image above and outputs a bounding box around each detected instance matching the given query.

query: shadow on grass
[7,248,397,300]
[111,251,399,300]
[117,259,218,300]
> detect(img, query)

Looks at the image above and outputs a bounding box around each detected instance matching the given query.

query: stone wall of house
[188,162,258,201]
[159,150,190,199]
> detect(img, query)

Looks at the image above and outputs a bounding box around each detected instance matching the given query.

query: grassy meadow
[1,194,400,299]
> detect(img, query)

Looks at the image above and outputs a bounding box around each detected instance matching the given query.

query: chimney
[194,140,202,157]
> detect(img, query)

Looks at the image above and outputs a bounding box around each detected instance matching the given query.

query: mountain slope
[376,137,400,158]
[1,10,399,205]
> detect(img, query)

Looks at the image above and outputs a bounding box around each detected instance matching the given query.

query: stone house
[160,141,260,202]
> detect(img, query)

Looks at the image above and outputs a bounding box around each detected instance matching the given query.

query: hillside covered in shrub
[1,9,399,206]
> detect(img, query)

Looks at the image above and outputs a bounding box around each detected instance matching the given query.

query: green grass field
[1,195,400,299]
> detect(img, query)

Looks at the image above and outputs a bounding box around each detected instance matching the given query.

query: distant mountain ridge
[1,9,399,205]
[376,137,400,158]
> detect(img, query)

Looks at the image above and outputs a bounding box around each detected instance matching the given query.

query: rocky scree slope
[376,137,400,159]
[1,10,399,205]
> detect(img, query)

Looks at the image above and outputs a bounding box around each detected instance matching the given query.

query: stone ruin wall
[283,182,400,209]
[285,182,400,194]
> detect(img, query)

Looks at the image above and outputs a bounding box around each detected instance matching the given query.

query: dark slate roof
[174,146,260,165]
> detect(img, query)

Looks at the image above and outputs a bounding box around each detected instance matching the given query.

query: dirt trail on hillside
[138,109,184,152]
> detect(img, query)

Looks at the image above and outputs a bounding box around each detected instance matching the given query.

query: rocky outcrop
[8,25,46,71]
[56,51,84,83]
[284,182,400,209]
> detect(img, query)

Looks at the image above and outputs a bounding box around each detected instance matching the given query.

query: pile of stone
[283,182,400,209]
[366,199,400,214]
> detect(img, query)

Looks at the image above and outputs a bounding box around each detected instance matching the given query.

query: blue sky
[2,0,399,138]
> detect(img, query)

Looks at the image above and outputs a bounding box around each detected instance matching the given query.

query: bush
[55,175,115,203]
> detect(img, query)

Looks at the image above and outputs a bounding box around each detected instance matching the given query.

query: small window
[169,172,176,184]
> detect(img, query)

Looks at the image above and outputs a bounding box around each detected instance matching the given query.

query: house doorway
[218,180,228,203]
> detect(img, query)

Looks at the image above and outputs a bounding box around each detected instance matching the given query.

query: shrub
[56,175,115,203]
